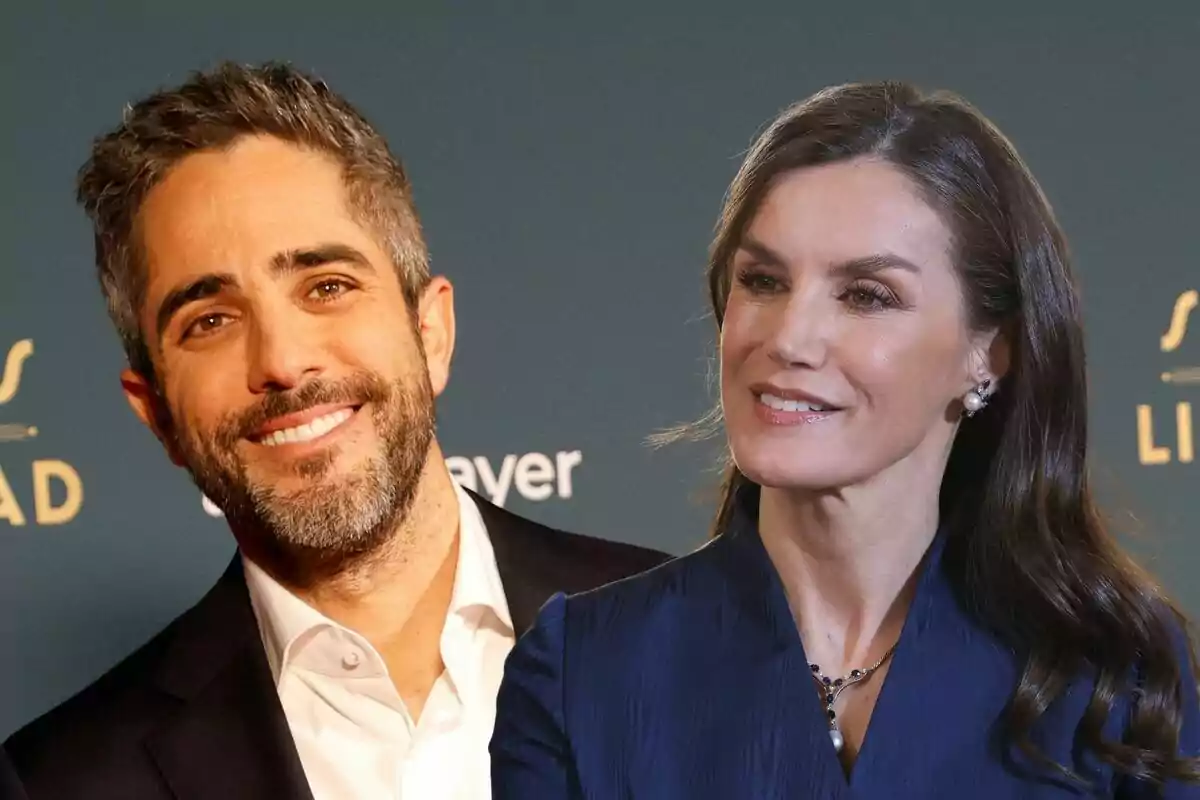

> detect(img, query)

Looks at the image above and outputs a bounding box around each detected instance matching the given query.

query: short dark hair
[76,60,431,379]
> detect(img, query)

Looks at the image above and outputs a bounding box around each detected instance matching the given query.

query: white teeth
[261,408,354,447]
[759,392,833,413]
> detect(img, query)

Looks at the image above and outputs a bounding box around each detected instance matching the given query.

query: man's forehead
[137,161,375,283]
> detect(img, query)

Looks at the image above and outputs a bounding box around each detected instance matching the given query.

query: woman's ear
[967,325,1012,391]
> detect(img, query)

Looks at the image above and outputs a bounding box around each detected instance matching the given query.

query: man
[3,61,668,799]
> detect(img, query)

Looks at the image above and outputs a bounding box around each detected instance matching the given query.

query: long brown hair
[689,81,1199,790]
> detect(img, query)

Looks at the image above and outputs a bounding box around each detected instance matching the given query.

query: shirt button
[342,650,361,670]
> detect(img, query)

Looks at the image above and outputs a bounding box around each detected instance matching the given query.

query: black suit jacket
[2,490,669,799]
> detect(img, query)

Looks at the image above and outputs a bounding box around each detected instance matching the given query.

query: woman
[490,81,1200,797]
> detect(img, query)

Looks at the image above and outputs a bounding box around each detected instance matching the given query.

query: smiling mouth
[757,392,839,413]
[250,406,360,447]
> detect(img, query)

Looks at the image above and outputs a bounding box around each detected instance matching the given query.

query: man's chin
[250,472,338,500]
[240,489,397,565]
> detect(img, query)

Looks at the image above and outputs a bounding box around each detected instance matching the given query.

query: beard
[162,367,436,579]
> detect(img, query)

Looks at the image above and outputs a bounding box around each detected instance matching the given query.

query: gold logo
[0,339,34,404]
[1160,289,1197,354]
[1137,290,1196,465]
[0,339,85,526]
[0,339,38,442]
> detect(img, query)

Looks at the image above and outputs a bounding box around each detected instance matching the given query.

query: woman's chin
[733,460,849,493]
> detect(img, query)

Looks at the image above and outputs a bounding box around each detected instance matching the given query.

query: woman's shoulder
[527,535,733,649]
[574,533,727,597]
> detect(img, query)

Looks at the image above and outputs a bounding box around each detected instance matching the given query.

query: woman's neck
[756,473,940,675]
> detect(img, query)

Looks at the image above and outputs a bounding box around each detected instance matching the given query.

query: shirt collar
[448,479,514,635]
[243,554,332,684]
[242,479,513,685]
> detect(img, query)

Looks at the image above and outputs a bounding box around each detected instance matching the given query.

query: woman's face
[719,157,996,492]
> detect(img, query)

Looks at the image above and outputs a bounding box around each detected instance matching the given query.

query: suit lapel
[688,517,853,796]
[713,493,1016,796]
[468,490,549,634]
[0,743,28,800]
[142,494,569,797]
[144,558,314,800]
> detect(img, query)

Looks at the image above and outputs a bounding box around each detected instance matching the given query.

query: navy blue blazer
[490,506,1200,799]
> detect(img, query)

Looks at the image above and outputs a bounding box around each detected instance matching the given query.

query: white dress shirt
[243,480,515,799]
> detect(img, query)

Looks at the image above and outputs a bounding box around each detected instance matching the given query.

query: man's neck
[244,452,463,720]
[298,459,460,627]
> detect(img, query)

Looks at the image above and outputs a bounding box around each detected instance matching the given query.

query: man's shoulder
[521,512,670,577]
[3,614,181,790]
[471,490,671,583]
[465,489,674,634]
[3,564,245,792]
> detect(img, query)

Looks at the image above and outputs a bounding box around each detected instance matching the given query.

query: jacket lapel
[144,558,314,800]
[0,744,28,800]
[468,490,549,634]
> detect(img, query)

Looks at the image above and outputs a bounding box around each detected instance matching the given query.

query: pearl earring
[963,379,992,417]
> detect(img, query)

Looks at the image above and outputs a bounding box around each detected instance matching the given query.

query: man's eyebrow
[153,243,378,342]
[270,243,376,276]
[155,273,236,342]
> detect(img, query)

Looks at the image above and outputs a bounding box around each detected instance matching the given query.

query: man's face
[124,134,455,566]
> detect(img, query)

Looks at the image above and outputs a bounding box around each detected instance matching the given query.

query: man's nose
[244,313,325,394]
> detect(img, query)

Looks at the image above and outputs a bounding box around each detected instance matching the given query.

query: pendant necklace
[809,643,897,753]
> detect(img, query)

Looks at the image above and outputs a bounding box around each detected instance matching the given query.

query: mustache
[216,374,391,447]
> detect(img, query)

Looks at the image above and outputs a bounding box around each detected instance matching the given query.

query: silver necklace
[808,644,897,753]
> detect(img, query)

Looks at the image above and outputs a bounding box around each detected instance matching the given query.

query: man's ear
[120,368,185,466]
[415,276,456,398]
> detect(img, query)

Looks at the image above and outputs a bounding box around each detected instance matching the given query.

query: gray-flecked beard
[164,368,436,578]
